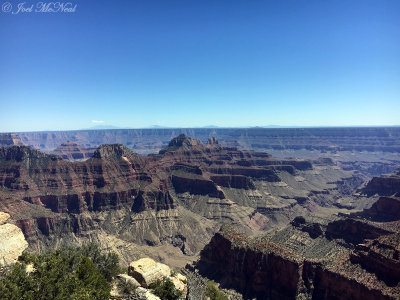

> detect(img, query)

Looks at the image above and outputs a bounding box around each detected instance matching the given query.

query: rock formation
[361,170,400,196]
[197,223,399,299]
[0,212,28,267]
[0,133,25,147]
[129,257,172,288]
[13,127,400,153]
[0,132,399,298]
[51,141,96,161]
[111,257,187,299]
[0,135,371,264]
[194,167,400,299]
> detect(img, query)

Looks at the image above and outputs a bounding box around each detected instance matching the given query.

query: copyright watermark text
[2,2,77,14]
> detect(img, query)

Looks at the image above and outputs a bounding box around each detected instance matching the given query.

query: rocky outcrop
[326,219,391,244]
[0,135,364,271]
[159,134,202,154]
[207,137,219,145]
[198,226,302,299]
[0,133,25,147]
[210,175,255,190]
[171,175,225,199]
[358,196,400,222]
[0,212,28,267]
[51,141,95,161]
[0,212,10,225]
[361,171,400,196]
[301,261,392,300]
[350,234,400,286]
[197,225,397,299]
[125,257,187,297]
[207,166,282,180]
[291,216,323,239]
[131,190,176,213]
[129,257,172,288]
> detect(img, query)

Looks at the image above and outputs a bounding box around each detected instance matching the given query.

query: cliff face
[198,228,302,299]
[326,219,391,244]
[0,133,25,147]
[198,225,398,299]
[196,172,400,300]
[361,171,400,196]
[0,135,368,266]
[358,196,400,222]
[51,141,95,161]
[350,234,400,287]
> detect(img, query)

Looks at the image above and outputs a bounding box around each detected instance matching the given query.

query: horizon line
[2,125,400,134]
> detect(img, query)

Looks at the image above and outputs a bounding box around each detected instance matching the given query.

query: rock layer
[197,225,397,299]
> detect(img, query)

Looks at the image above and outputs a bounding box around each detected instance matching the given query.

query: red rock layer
[198,225,396,299]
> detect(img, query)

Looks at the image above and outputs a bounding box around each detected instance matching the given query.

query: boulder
[170,273,187,295]
[128,258,171,287]
[128,257,188,297]
[0,214,28,266]
[0,212,10,225]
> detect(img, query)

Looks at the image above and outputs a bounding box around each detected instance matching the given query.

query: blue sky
[0,0,399,132]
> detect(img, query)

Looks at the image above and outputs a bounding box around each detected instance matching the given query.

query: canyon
[0,129,400,299]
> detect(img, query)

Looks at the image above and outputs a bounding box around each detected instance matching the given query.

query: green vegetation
[117,280,137,295]
[149,278,182,300]
[205,280,228,300]
[0,243,120,300]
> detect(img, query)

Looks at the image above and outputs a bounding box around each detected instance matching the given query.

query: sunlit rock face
[0,134,383,274]
[0,212,28,267]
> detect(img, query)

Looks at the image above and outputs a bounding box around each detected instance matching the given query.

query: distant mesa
[92,143,141,162]
[361,170,400,197]
[52,141,96,161]
[0,133,25,147]
[9,127,400,154]
[159,134,202,154]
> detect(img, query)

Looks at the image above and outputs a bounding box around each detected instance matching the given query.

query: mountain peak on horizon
[159,134,203,154]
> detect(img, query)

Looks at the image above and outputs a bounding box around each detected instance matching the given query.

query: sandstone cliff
[0,212,28,267]
[197,224,398,299]
[0,135,367,267]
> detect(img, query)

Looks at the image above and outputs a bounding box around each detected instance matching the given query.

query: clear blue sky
[0,0,399,132]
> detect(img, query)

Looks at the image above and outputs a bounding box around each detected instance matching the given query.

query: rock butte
[0,132,399,299]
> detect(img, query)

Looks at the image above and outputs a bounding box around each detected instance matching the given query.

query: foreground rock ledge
[111,257,187,299]
[0,212,28,267]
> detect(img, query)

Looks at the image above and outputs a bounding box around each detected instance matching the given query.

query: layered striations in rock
[13,127,400,153]
[197,222,399,299]
[51,141,96,161]
[0,135,362,265]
